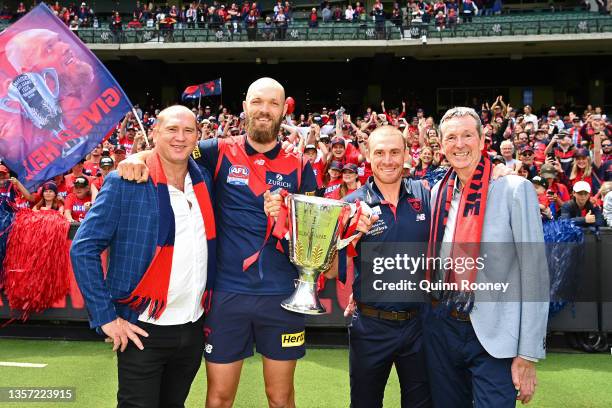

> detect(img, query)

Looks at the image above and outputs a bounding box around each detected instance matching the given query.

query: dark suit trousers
[423,311,516,408]
[349,312,431,408]
[116,316,204,408]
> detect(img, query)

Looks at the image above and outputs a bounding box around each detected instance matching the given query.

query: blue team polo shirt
[341,177,431,311]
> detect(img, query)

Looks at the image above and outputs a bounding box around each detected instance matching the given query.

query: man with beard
[117,78,319,408]
[0,28,95,161]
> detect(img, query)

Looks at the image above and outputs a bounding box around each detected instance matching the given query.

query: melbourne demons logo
[227,165,250,186]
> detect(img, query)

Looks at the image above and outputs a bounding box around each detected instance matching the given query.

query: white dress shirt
[139,173,208,325]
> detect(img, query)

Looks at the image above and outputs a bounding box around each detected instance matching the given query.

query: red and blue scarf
[120,153,216,319]
[427,155,492,307]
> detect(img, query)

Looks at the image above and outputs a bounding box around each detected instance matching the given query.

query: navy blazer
[70,160,215,331]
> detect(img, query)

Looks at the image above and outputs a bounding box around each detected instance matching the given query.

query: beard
[60,60,94,97]
[246,112,282,144]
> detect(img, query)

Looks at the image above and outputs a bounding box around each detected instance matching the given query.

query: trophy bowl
[281,194,351,315]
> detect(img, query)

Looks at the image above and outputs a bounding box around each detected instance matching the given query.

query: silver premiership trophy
[0,68,65,134]
[0,68,87,158]
[282,194,366,315]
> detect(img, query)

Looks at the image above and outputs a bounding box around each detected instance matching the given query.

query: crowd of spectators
[0,1,98,29]
[2,0,609,37]
[1,96,611,229]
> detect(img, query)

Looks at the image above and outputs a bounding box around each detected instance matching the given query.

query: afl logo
[227,165,250,186]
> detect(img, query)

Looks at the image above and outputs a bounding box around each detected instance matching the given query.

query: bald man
[0,29,95,161]
[118,78,318,408]
[326,126,433,407]
[71,105,217,407]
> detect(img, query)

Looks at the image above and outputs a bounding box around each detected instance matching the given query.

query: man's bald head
[368,126,405,151]
[155,105,197,129]
[5,29,58,72]
[245,77,285,102]
[152,105,199,166]
[367,126,407,186]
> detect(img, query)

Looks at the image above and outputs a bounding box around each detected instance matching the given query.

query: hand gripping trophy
[274,193,370,314]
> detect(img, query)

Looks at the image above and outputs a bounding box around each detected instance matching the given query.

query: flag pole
[132,107,150,148]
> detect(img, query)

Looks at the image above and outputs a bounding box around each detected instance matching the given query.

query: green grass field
[0,339,610,407]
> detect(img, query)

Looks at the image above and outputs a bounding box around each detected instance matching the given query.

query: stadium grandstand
[0,0,609,115]
[1,1,612,407]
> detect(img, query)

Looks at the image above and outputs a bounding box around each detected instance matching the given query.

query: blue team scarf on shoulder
[120,153,216,319]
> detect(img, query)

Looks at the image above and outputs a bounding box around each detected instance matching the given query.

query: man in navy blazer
[71,105,216,408]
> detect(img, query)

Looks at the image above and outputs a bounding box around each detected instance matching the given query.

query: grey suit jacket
[431,175,549,360]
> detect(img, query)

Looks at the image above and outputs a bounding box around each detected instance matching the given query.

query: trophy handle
[41,68,60,99]
[0,97,22,114]
[337,201,372,250]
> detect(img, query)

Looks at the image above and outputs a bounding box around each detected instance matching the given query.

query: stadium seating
[1,11,611,43]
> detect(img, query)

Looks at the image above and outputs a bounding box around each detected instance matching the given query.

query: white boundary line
[0,362,47,368]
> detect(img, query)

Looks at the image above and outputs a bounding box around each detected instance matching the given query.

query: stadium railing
[72,21,403,43]
[0,12,610,43]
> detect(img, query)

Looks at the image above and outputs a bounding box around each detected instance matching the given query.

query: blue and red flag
[0,4,132,190]
[181,78,222,100]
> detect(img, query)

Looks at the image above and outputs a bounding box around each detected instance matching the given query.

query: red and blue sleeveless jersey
[194,136,317,295]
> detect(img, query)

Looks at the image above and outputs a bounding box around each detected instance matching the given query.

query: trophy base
[281,279,327,315]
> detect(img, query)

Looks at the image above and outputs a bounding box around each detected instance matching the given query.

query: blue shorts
[203,291,306,363]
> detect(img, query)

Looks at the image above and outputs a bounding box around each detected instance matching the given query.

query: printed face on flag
[0,4,131,190]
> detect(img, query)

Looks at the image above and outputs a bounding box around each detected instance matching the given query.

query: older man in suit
[424,107,549,407]
[71,105,216,408]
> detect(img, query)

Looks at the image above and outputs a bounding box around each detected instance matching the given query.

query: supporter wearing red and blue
[539,163,570,218]
[93,157,115,191]
[380,100,406,127]
[51,174,70,202]
[0,164,35,208]
[545,131,575,175]
[303,143,326,188]
[33,181,64,213]
[532,128,549,165]
[84,144,103,176]
[568,148,601,194]
[602,139,612,163]
[561,181,605,227]
[64,176,92,222]
[518,145,539,179]
[411,146,437,180]
[580,113,610,143]
[330,126,431,407]
[118,78,317,408]
[118,114,137,155]
[65,159,95,192]
[329,163,360,199]
[330,136,360,166]
[323,160,343,198]
[568,117,583,146]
